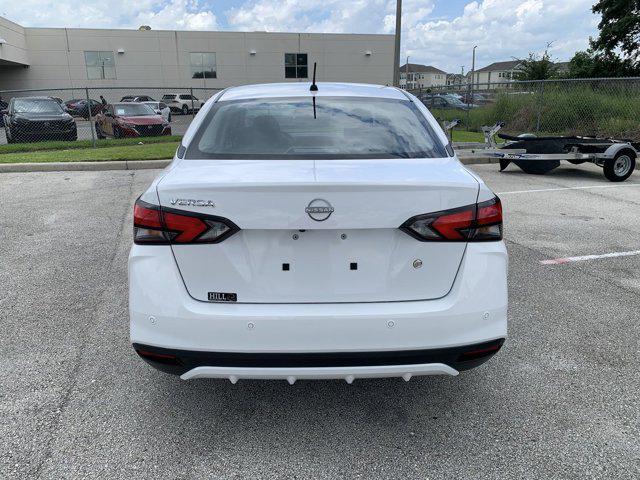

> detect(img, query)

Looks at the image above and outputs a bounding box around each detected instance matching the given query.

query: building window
[190,52,217,79]
[285,53,308,78]
[85,51,116,80]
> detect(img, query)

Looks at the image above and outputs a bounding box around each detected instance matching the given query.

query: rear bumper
[133,339,504,381]
[129,241,508,380]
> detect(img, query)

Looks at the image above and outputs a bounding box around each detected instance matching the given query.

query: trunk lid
[156,158,479,303]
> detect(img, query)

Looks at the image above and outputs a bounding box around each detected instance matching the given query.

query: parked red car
[95,103,171,139]
[65,98,103,118]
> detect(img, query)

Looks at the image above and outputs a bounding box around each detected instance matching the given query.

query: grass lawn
[0,142,179,163]
[450,130,486,143]
[0,131,491,164]
[0,135,182,155]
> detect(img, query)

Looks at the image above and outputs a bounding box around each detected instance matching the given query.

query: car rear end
[162,94,181,113]
[129,84,507,383]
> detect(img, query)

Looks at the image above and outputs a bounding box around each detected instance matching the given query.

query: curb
[0,159,171,173]
[458,156,499,165]
[0,156,497,173]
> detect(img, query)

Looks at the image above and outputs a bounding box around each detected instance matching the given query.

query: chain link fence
[2,79,640,148]
[0,86,222,146]
[408,77,640,141]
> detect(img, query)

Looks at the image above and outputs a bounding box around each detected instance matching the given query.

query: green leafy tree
[591,0,640,61]
[568,0,640,77]
[567,49,638,78]
[514,51,558,80]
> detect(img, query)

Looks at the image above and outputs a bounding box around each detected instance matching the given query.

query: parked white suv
[130,83,508,383]
[161,93,205,115]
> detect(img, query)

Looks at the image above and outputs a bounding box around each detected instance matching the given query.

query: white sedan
[142,101,171,123]
[129,82,508,383]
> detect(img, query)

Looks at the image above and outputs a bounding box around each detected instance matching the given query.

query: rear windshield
[114,104,155,116]
[185,96,446,160]
[14,98,63,114]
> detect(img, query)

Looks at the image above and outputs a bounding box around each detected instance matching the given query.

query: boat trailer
[451,121,638,182]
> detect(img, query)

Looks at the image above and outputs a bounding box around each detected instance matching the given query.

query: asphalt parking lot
[1,163,639,479]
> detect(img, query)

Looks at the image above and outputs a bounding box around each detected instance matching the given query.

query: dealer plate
[208,292,237,302]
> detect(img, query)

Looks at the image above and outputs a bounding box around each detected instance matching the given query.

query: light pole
[100,57,111,80]
[393,0,402,86]
[406,56,409,89]
[467,46,477,126]
[471,45,477,88]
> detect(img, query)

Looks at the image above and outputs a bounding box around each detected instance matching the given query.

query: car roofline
[217,82,406,102]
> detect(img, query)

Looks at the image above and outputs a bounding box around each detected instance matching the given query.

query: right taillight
[133,198,238,245]
[400,196,502,242]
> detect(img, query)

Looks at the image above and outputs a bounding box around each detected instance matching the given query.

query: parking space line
[540,250,640,265]
[498,183,640,195]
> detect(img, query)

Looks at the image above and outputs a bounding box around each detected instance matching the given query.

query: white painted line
[498,183,640,195]
[540,250,640,265]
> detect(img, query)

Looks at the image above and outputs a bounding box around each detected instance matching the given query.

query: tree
[567,49,639,78]
[591,0,640,61]
[514,51,558,80]
[564,1,640,78]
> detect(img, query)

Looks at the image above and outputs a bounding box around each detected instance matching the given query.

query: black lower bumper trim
[133,339,505,376]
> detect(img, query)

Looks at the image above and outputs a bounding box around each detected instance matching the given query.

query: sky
[0,0,600,72]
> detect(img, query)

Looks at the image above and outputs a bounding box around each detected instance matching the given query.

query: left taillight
[133,198,238,245]
[400,196,503,242]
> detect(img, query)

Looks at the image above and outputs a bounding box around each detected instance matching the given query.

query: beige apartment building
[0,16,394,91]
[468,60,522,87]
[398,63,447,90]
[468,59,570,87]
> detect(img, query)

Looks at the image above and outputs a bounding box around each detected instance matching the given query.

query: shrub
[428,80,640,140]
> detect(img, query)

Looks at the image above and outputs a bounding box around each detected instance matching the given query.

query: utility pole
[392,0,402,86]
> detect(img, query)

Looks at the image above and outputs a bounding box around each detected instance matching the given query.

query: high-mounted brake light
[133,198,238,245]
[400,196,502,242]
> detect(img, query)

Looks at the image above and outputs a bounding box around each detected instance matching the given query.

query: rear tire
[603,150,636,182]
[182,105,189,115]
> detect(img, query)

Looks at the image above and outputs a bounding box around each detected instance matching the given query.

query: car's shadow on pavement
[499,164,635,182]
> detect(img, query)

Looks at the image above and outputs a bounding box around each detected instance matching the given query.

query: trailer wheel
[604,150,636,182]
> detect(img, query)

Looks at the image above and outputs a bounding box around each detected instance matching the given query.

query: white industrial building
[0,16,394,91]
